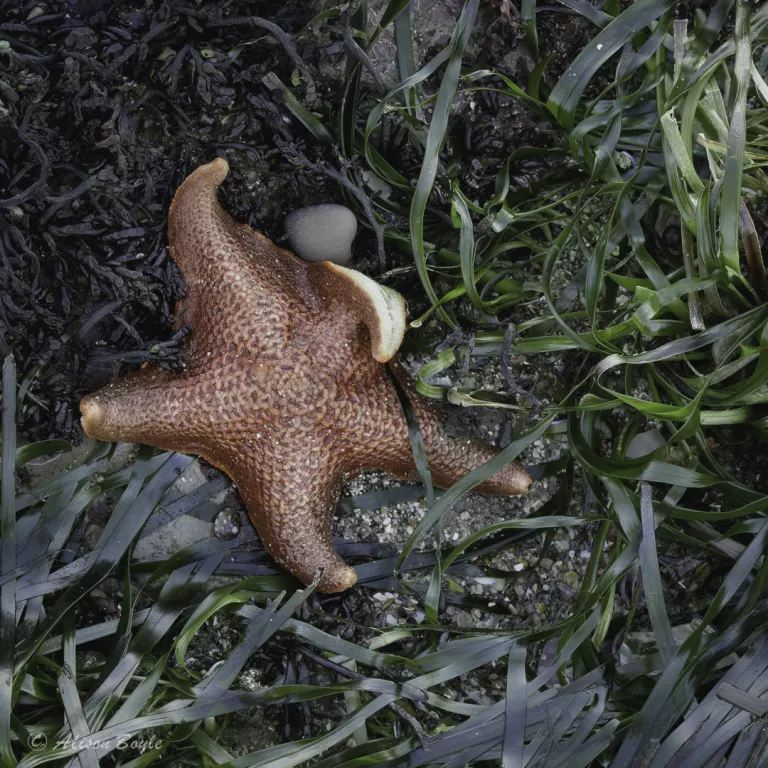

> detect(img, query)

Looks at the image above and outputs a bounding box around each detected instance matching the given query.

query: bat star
[80,159,532,592]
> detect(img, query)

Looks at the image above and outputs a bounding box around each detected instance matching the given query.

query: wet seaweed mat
[5,0,768,766]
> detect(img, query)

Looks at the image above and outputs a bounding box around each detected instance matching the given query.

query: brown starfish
[80,159,532,592]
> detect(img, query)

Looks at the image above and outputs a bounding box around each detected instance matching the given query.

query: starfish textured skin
[80,159,532,592]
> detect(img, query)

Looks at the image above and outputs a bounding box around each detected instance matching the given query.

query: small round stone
[285,204,357,265]
[214,508,241,539]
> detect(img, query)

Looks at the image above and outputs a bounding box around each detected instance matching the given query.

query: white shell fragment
[285,204,357,265]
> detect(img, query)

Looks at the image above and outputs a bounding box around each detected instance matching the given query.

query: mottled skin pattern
[80,159,532,592]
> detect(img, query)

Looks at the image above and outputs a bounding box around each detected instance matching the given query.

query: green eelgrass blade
[547,0,675,129]
[263,72,334,146]
[408,0,479,325]
[521,0,538,60]
[58,619,100,768]
[501,646,526,768]
[719,0,751,273]
[639,484,676,665]
[13,440,70,467]
[338,0,366,158]
[390,356,439,616]
[393,1,421,119]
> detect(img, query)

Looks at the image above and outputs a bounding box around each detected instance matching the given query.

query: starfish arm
[168,159,311,361]
[80,366,201,452]
[230,446,357,593]
[309,262,406,362]
[350,363,532,495]
[411,396,533,495]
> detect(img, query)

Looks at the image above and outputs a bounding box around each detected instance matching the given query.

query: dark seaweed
[0,0,344,440]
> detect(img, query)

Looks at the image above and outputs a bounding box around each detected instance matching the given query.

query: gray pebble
[285,204,357,265]
[214,508,241,540]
